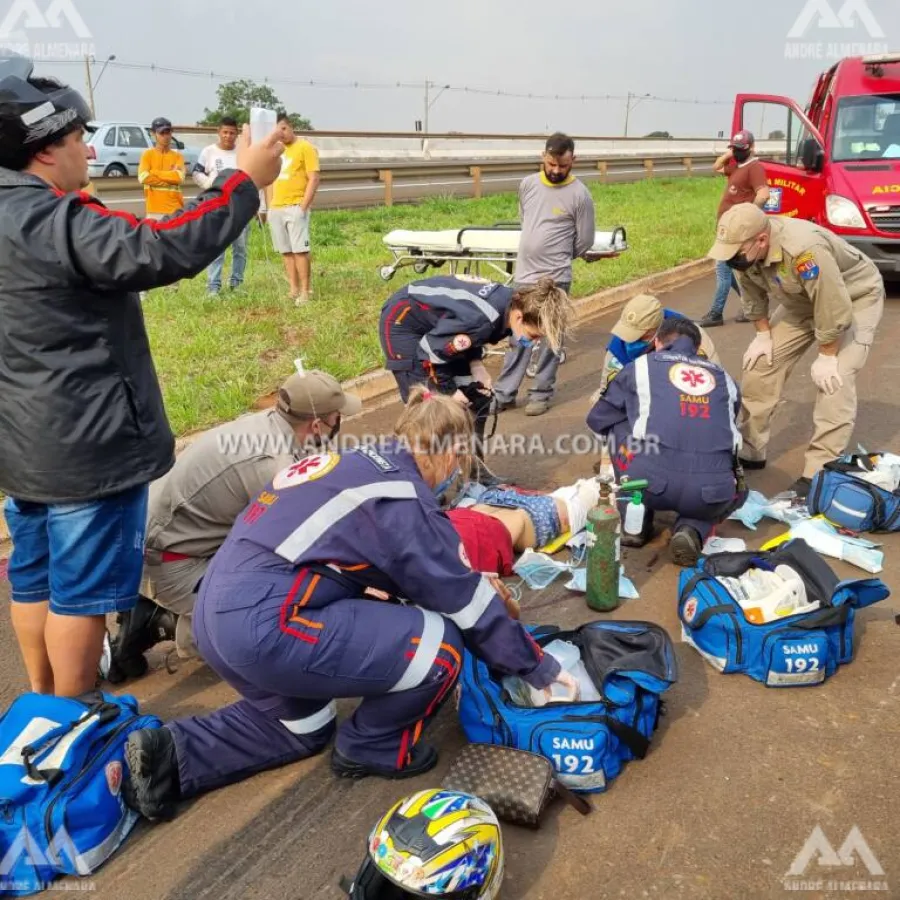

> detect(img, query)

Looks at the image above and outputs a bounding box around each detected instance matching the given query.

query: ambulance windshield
[832,94,900,161]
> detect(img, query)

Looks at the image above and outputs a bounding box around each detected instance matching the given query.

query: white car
[86,121,201,179]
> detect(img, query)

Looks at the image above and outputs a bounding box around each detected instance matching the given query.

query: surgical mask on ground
[623,338,652,360]
[512,549,576,589]
[433,466,460,499]
[565,567,639,601]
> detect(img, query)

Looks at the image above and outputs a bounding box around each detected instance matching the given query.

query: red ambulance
[733,52,900,275]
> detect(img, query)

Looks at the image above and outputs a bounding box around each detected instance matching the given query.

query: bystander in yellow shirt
[271,139,320,208]
[138,147,185,216]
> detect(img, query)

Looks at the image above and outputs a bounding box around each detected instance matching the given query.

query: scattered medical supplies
[729,490,811,530]
[564,567,640,601]
[457,621,678,793]
[762,517,885,574]
[677,539,890,687]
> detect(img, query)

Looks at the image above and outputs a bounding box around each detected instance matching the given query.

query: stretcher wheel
[413,261,429,275]
[379,266,395,281]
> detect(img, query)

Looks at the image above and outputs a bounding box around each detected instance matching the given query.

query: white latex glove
[742,331,774,371]
[470,361,492,390]
[542,670,580,704]
[811,353,844,395]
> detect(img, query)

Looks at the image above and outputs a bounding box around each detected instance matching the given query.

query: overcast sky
[2,0,899,137]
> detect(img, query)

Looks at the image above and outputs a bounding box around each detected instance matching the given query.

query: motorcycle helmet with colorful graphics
[344,789,503,899]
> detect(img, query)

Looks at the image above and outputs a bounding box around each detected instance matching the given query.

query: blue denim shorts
[3,484,148,617]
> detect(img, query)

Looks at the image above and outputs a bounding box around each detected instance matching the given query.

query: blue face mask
[515,334,535,350]
[623,338,652,361]
[433,467,461,499]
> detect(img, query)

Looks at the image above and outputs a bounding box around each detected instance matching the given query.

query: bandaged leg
[549,478,603,536]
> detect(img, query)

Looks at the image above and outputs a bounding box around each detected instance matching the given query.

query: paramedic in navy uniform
[123,388,576,821]
[378,273,570,404]
[586,318,747,568]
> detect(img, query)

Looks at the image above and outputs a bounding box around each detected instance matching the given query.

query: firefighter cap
[707,203,769,261]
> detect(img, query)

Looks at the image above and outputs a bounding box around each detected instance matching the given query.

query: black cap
[150,116,172,132]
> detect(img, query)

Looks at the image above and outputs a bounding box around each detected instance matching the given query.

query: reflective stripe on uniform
[725,372,743,451]
[418,334,444,364]
[274,481,419,563]
[280,701,337,735]
[407,285,500,323]
[390,609,445,693]
[448,576,495,631]
[633,354,652,440]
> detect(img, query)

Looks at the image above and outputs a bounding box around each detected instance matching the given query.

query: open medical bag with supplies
[677,539,890,687]
[456,621,678,794]
[808,451,900,533]
[0,691,162,897]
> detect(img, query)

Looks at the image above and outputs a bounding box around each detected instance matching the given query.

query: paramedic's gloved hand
[470,361,492,391]
[490,576,519,620]
[811,353,844,395]
[236,124,285,189]
[742,331,774,371]
[542,670,579,704]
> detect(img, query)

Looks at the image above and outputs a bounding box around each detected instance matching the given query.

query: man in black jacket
[0,52,284,697]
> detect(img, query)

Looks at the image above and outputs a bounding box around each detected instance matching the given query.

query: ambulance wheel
[379,266,395,281]
[413,261,429,275]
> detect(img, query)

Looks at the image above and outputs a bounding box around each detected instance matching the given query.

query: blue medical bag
[0,691,162,896]
[677,539,890,687]
[456,620,678,794]
[808,453,900,533]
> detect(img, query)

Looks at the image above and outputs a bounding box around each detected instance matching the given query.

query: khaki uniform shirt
[739,217,884,344]
[145,409,305,558]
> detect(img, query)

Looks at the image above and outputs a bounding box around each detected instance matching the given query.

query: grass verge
[143,176,723,436]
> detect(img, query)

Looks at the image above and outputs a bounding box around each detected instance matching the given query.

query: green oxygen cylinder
[585,482,622,612]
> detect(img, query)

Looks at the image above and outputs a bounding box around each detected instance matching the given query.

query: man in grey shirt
[109,369,361,677]
[493,133,596,416]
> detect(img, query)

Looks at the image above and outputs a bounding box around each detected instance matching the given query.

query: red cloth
[447,508,515,577]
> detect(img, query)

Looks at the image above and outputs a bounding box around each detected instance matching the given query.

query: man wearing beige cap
[708,203,884,497]
[109,369,361,678]
[593,293,720,402]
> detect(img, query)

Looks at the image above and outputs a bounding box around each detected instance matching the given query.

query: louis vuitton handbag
[441,743,592,829]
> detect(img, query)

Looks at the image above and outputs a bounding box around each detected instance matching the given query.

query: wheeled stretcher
[380,222,628,283]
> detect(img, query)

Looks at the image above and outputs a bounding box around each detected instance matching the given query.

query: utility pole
[84,55,96,120]
[624,91,632,138]
[424,79,430,135]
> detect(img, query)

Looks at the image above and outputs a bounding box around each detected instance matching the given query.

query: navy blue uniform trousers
[166,571,464,798]
[609,423,746,541]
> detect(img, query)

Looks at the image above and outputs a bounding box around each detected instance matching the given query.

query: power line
[45,57,734,106]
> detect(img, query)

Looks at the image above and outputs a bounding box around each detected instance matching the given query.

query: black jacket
[0,167,260,503]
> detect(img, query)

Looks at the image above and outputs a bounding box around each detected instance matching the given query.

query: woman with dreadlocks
[378,275,572,481]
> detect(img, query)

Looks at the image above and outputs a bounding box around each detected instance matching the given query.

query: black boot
[123,727,181,821]
[670,526,703,567]
[107,595,176,684]
[331,743,438,781]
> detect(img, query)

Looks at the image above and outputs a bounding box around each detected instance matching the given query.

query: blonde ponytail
[511,277,573,353]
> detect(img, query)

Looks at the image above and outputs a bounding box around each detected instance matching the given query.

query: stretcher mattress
[384,227,627,255]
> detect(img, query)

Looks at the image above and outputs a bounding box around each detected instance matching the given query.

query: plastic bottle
[623,489,646,536]
[585,483,622,612]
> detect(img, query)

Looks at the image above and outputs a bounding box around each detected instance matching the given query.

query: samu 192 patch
[795,251,820,281]
[444,334,472,356]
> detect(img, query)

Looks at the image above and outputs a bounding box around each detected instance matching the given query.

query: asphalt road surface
[1,275,898,899]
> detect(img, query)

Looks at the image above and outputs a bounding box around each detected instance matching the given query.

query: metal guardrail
[93,151,787,210]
